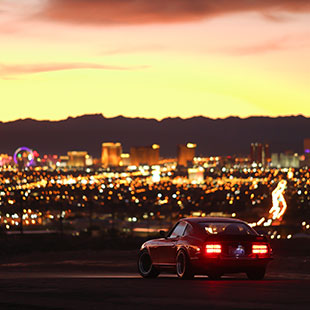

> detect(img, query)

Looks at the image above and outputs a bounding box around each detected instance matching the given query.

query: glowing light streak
[269,180,287,220]
[257,217,265,226]
[251,180,288,227]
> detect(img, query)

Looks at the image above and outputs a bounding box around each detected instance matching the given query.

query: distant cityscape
[2,138,310,170]
[1,138,310,239]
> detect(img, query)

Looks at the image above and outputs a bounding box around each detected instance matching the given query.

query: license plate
[229,245,245,257]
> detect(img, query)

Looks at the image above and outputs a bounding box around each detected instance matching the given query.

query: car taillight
[205,243,222,255]
[252,244,268,254]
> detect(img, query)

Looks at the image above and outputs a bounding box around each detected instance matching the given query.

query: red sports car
[138,217,272,280]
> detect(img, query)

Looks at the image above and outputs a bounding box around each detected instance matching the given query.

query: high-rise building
[271,153,300,168]
[177,143,196,167]
[67,151,88,168]
[250,143,270,166]
[304,138,310,154]
[303,138,310,166]
[130,144,160,166]
[101,142,122,167]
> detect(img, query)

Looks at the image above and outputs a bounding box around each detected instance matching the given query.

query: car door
[157,221,188,265]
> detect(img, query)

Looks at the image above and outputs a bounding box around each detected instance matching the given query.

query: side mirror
[159,230,166,238]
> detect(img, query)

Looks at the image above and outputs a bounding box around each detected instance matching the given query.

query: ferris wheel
[13,147,35,167]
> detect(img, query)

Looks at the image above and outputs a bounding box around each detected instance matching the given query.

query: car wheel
[176,250,194,279]
[138,249,159,278]
[246,267,266,280]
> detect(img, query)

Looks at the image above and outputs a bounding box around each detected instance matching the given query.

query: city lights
[0,142,308,239]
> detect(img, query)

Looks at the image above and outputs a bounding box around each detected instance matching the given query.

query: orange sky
[0,0,309,121]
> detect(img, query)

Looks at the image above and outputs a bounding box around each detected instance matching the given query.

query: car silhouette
[138,217,272,280]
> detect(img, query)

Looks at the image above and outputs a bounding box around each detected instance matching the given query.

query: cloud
[261,12,291,22]
[227,37,291,55]
[223,33,310,55]
[100,44,165,56]
[39,0,310,25]
[0,62,149,78]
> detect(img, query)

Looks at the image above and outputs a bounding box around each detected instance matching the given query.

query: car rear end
[191,221,272,278]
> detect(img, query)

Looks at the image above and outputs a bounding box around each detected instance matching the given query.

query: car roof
[180,217,247,224]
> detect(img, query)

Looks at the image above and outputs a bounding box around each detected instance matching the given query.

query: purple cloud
[39,0,310,25]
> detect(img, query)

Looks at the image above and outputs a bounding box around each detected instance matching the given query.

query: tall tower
[250,143,270,167]
[177,143,196,167]
[101,142,122,167]
[130,144,160,166]
[67,151,88,168]
[304,138,310,154]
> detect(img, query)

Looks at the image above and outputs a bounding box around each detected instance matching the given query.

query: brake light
[205,244,222,254]
[252,244,268,254]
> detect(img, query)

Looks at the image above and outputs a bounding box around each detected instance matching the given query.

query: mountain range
[0,114,308,158]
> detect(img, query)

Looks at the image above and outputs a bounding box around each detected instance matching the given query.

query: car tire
[138,249,160,278]
[176,249,194,279]
[246,267,266,280]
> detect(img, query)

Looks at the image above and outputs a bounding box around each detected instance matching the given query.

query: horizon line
[0,113,308,123]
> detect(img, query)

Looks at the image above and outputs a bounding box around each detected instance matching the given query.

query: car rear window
[198,222,257,235]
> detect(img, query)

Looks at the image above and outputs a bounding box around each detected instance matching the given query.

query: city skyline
[1,114,310,157]
[0,0,309,122]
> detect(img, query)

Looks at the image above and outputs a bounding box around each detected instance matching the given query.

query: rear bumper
[191,256,272,274]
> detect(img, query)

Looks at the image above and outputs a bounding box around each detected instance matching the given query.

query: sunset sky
[1,0,309,121]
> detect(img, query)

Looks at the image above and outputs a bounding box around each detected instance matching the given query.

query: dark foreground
[0,246,309,310]
[0,271,310,309]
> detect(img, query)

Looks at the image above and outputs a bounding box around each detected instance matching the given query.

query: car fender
[176,245,190,258]
[140,242,150,254]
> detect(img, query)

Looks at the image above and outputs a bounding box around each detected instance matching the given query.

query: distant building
[85,155,93,166]
[67,151,88,168]
[120,153,130,166]
[57,155,69,169]
[250,143,270,167]
[177,143,196,167]
[188,167,205,184]
[304,139,310,154]
[92,157,102,167]
[0,154,13,167]
[101,142,122,167]
[130,144,160,166]
[303,138,310,166]
[40,154,58,169]
[271,153,300,168]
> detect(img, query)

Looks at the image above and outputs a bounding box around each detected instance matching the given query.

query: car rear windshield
[198,222,257,235]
